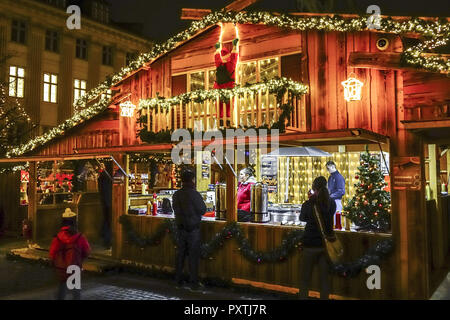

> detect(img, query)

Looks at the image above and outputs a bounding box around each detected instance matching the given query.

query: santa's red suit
[214,44,238,119]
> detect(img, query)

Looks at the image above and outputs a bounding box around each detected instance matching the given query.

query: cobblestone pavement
[0,237,284,300]
[2,237,450,300]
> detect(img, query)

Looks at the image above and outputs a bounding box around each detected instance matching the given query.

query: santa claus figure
[214,38,239,127]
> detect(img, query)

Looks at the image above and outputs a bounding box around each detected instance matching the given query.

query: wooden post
[146,106,150,131]
[226,147,237,222]
[111,153,128,260]
[265,90,270,127]
[257,90,262,127]
[28,161,37,243]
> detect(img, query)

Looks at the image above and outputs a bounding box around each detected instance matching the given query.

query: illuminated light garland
[8,12,449,158]
[72,11,449,114]
[7,98,110,158]
[0,163,29,175]
[139,77,308,111]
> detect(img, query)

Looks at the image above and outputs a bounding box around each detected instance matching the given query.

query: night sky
[106,0,450,42]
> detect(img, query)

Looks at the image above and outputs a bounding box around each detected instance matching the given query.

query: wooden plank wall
[120,216,395,299]
[34,112,119,156]
[306,30,401,137]
[0,172,27,234]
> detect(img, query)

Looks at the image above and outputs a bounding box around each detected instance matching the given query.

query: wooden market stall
[1,7,449,300]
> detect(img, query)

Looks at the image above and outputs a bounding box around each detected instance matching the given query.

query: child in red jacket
[49,208,91,300]
[214,38,239,127]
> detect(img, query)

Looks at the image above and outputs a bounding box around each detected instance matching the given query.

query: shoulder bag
[313,203,344,264]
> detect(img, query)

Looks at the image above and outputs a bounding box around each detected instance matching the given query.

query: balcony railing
[137,78,309,137]
[404,104,450,122]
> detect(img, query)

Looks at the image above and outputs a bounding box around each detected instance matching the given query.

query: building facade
[0,0,153,135]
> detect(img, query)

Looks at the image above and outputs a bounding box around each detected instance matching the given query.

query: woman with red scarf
[214,38,239,127]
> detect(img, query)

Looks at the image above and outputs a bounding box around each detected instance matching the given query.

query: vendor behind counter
[237,167,257,222]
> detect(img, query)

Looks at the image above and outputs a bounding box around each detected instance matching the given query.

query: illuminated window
[101,89,112,100]
[207,70,216,90]
[259,58,279,81]
[238,57,280,84]
[73,79,87,103]
[189,71,205,91]
[239,61,257,85]
[43,73,58,103]
[9,66,25,98]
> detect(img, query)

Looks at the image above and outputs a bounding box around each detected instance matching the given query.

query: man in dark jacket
[97,163,112,249]
[326,161,346,214]
[172,169,206,291]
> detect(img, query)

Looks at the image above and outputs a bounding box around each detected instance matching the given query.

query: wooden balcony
[138,79,308,135]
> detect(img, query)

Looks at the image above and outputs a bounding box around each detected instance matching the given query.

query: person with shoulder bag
[298,176,337,300]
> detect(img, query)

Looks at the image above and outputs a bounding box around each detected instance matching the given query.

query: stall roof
[0,154,112,163]
[266,147,331,157]
[62,128,388,155]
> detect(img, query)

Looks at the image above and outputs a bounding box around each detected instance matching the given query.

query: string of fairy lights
[6,11,449,158]
[138,77,308,111]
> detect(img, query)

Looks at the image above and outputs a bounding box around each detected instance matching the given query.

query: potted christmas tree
[343,146,391,232]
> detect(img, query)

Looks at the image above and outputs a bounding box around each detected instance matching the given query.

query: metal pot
[214,184,227,220]
[250,183,270,223]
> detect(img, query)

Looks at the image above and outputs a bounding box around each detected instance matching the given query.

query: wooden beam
[225,0,260,12]
[349,52,449,73]
[401,119,450,130]
[180,8,212,20]
[181,0,261,20]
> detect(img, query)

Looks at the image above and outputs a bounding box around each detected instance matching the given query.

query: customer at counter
[237,167,257,222]
[299,176,336,300]
[172,169,206,292]
[326,161,345,214]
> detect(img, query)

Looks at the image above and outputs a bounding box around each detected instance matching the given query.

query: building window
[102,46,113,66]
[45,30,59,53]
[9,66,25,98]
[11,20,26,44]
[76,39,88,60]
[189,71,205,92]
[238,57,280,84]
[43,73,58,103]
[101,89,112,100]
[73,79,87,103]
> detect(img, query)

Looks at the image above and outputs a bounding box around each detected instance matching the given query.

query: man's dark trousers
[175,228,201,285]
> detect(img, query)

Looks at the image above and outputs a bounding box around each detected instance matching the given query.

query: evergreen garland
[119,215,394,278]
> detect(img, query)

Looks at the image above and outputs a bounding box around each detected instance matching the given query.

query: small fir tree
[343,146,391,232]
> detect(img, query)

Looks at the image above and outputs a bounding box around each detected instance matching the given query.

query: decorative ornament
[342,73,364,102]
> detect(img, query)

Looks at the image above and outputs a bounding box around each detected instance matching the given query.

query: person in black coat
[299,176,336,300]
[172,169,206,291]
[97,163,112,249]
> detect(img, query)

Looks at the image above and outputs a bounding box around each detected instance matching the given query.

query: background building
[0,0,153,135]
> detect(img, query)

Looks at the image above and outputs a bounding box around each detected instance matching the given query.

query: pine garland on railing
[119,215,394,278]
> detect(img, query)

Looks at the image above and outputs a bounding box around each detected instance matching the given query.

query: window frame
[8,66,25,98]
[237,56,281,85]
[43,72,58,103]
[102,46,113,66]
[45,29,59,53]
[75,39,88,60]
[73,79,87,103]
[11,19,27,44]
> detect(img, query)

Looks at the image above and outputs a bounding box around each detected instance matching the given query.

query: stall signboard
[261,156,278,192]
[392,156,421,191]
